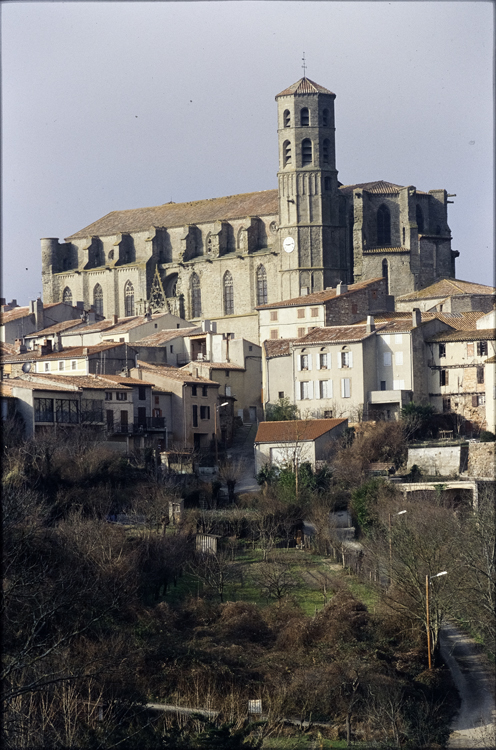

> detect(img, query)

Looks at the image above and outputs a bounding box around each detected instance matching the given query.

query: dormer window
[300,107,309,126]
[283,109,290,127]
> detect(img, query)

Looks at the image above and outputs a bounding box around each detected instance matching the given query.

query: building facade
[41,77,457,342]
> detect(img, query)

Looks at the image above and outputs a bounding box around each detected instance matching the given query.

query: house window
[380,381,386,391]
[283,140,291,166]
[383,352,392,367]
[116,392,128,401]
[270,329,279,339]
[192,385,197,396]
[34,398,54,423]
[278,391,284,399]
[105,392,112,400]
[71,360,77,370]
[341,378,351,398]
[191,273,202,318]
[297,308,305,319]
[200,405,210,420]
[477,367,484,384]
[300,108,309,126]
[477,393,486,406]
[256,265,268,305]
[297,327,306,338]
[44,362,50,372]
[270,310,278,321]
[319,380,332,399]
[155,395,160,404]
[58,361,65,371]
[55,399,79,424]
[192,404,198,427]
[322,139,330,163]
[225,385,232,396]
[302,138,312,166]
[443,397,451,413]
[324,409,333,418]
[439,343,446,358]
[223,271,234,315]
[311,308,319,318]
[283,109,290,127]
[477,341,488,356]
[301,354,309,370]
[319,353,328,369]
[93,283,104,316]
[202,386,208,397]
[377,205,391,245]
[341,351,351,368]
[300,381,310,399]
[440,369,449,386]
[395,334,402,344]
[124,281,134,317]
[170,345,173,353]
[138,386,146,400]
[62,287,72,304]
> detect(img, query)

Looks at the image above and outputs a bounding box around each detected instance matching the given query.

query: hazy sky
[2,1,494,305]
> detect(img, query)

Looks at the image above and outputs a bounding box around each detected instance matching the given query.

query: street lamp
[214,401,229,466]
[425,571,447,669]
[388,510,407,586]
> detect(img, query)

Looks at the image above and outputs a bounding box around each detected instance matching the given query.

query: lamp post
[388,510,407,586]
[426,571,447,669]
[214,401,229,466]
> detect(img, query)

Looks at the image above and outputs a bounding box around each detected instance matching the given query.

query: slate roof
[134,327,201,346]
[257,278,384,310]
[426,329,496,343]
[263,339,295,358]
[66,190,279,240]
[255,418,347,444]
[397,278,496,301]
[275,77,334,97]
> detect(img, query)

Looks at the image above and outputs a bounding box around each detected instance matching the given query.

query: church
[41,76,458,343]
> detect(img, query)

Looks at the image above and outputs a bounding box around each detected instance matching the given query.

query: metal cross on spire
[302,52,307,77]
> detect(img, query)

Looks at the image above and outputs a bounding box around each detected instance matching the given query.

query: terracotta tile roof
[97,374,154,387]
[435,311,487,330]
[102,313,170,334]
[0,383,13,397]
[426,329,496,343]
[355,313,437,332]
[263,339,295,358]
[255,418,347,444]
[66,190,279,240]
[136,361,218,385]
[199,362,245,371]
[257,278,384,310]
[20,373,132,390]
[5,377,82,393]
[0,342,16,356]
[276,77,334,97]
[295,325,380,344]
[363,246,410,254]
[397,279,496,301]
[0,306,31,324]
[0,342,125,363]
[134,327,201,346]
[25,319,85,337]
[339,180,406,195]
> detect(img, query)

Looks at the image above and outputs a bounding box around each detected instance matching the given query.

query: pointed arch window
[382,259,389,294]
[300,107,309,126]
[256,265,268,306]
[223,271,234,316]
[377,204,391,245]
[62,287,72,304]
[302,138,312,166]
[283,140,292,166]
[322,138,330,164]
[93,283,104,316]
[124,281,135,317]
[416,204,424,234]
[191,273,201,318]
[283,109,291,127]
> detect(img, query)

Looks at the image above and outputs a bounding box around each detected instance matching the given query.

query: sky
[2,1,494,306]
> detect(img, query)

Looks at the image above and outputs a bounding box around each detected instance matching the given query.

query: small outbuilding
[254,418,348,474]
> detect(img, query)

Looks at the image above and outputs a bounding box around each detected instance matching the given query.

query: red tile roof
[136,361,218,385]
[16,373,132,390]
[134,327,201,346]
[397,278,495,301]
[276,77,334,97]
[257,278,384,310]
[263,339,295,358]
[255,418,347,444]
[295,325,380,344]
[426,329,496,343]
[0,342,125,363]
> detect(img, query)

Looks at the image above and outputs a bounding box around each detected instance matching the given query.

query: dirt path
[440,622,496,748]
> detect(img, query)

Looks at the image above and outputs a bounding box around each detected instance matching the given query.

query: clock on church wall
[283,237,295,253]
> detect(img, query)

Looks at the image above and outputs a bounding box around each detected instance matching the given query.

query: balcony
[107,416,166,435]
[368,389,412,405]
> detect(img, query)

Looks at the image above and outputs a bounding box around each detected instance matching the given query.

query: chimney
[412,308,422,328]
[15,338,27,354]
[87,311,96,323]
[366,315,375,333]
[300,287,309,296]
[336,282,348,296]
[83,347,89,356]
[53,333,63,352]
[76,301,85,310]
[112,314,118,325]
[201,320,211,332]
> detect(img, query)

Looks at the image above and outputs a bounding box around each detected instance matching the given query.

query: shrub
[479,430,495,442]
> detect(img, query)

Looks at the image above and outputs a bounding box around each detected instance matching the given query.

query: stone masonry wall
[467,442,496,479]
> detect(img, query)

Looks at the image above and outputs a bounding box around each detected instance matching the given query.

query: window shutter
[308,381,314,399]
[384,352,392,366]
[393,380,399,390]
[296,382,302,400]
[395,351,403,366]
[316,355,320,370]
[445,370,449,385]
[327,353,331,369]
[308,354,312,371]
[328,380,333,398]
[315,381,320,399]
[472,394,478,407]
[297,356,301,371]
[348,351,353,368]
[337,354,342,369]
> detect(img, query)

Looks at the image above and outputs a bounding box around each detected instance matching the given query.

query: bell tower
[276,77,347,298]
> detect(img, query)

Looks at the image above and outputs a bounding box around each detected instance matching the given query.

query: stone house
[41,77,457,342]
[254,418,348,473]
[395,278,495,314]
[257,277,390,343]
[0,299,85,344]
[0,342,135,380]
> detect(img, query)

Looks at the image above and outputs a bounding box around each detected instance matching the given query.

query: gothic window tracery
[191,273,201,318]
[223,271,234,315]
[62,287,72,304]
[124,281,135,317]
[302,138,312,166]
[93,283,104,316]
[256,265,268,305]
[377,204,391,246]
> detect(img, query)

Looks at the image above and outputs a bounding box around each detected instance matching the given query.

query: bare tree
[188,550,239,603]
[252,560,298,602]
[218,458,246,503]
